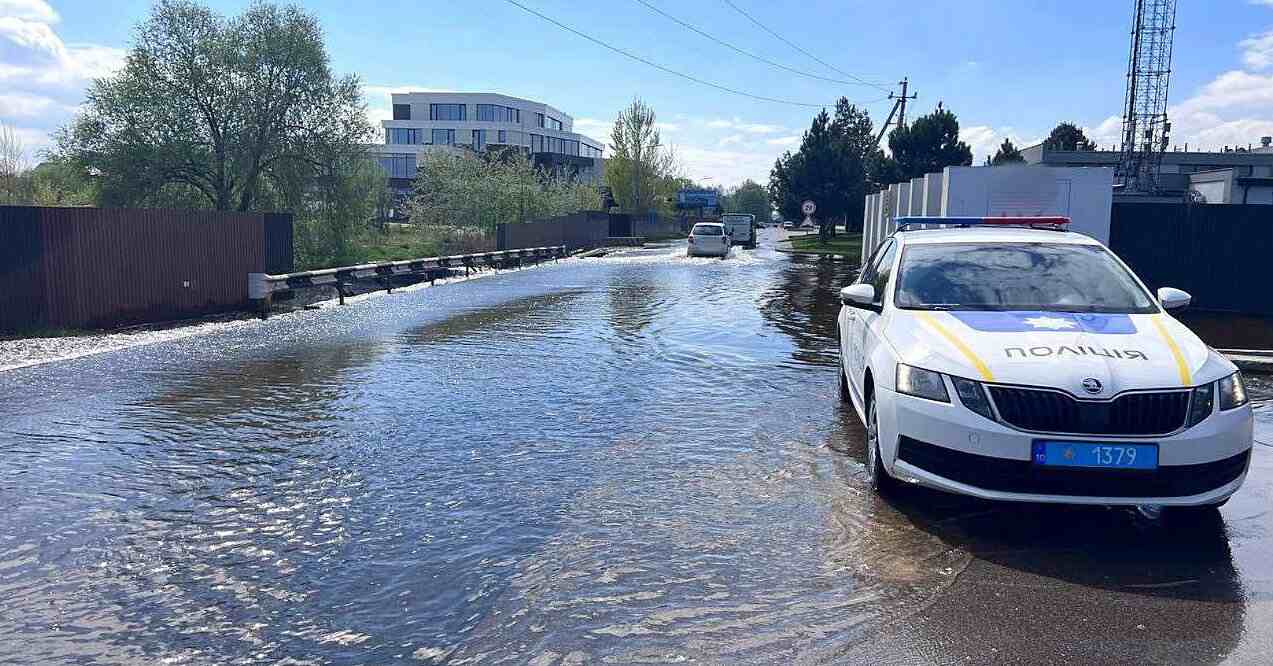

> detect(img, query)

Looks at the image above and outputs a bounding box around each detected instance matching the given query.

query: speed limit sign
[801,200,816,216]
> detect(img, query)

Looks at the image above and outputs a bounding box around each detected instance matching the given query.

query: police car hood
[885,310,1233,394]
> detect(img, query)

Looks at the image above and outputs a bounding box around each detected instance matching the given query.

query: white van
[720,213,756,248]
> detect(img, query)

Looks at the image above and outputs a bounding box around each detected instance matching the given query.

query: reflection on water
[0,233,1267,663]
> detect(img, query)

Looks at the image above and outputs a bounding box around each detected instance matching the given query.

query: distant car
[799,220,816,230]
[687,222,730,258]
[782,221,795,230]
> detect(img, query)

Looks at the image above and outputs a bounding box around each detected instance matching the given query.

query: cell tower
[1116,0,1177,193]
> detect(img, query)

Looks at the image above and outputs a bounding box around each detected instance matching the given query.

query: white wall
[940,165,1114,243]
[923,173,942,215]
[1192,180,1226,204]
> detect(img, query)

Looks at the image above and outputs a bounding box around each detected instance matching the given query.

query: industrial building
[1021,137,1273,204]
[370,92,606,210]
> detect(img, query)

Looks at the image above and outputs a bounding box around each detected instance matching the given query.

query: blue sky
[4,0,1273,186]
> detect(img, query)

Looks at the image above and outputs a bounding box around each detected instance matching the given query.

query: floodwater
[1,229,1270,664]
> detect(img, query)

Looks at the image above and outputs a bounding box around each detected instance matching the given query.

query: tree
[406,150,599,235]
[721,179,770,222]
[1044,122,1095,151]
[767,98,881,235]
[991,138,1025,165]
[0,122,30,204]
[883,107,973,182]
[56,0,373,212]
[605,98,681,214]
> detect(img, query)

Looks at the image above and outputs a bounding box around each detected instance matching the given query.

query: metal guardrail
[247,245,566,313]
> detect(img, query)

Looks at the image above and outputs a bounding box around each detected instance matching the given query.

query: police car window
[870,241,899,304]
[894,243,1158,314]
[692,225,722,236]
[857,239,893,287]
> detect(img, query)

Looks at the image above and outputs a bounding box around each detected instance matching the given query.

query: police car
[838,217,1253,511]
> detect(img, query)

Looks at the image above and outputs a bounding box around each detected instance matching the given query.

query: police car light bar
[895,216,1070,231]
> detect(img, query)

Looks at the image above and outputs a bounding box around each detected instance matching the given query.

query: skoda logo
[1081,378,1104,395]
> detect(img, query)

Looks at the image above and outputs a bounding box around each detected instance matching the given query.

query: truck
[720,213,756,248]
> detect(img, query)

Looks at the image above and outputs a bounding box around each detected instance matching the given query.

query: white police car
[838,217,1253,511]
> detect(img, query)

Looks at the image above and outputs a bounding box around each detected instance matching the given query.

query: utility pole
[874,77,918,146]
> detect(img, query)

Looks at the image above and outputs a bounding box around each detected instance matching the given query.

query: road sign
[677,189,719,209]
[801,200,816,216]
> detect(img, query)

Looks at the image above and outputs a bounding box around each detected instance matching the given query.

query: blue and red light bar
[895,216,1070,231]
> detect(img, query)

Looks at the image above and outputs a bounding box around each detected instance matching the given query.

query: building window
[386,128,421,144]
[476,104,521,123]
[392,104,411,120]
[498,129,507,143]
[530,133,544,153]
[432,128,455,145]
[430,104,466,121]
[377,154,416,179]
[582,143,602,158]
[546,117,563,131]
[536,113,545,128]
[472,129,487,150]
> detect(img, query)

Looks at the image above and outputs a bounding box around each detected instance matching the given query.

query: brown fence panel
[0,206,287,331]
[0,206,46,330]
[497,211,610,251]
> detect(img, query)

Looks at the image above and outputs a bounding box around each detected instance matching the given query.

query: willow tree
[56,0,374,212]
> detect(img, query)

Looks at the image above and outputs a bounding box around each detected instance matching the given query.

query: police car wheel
[865,397,895,493]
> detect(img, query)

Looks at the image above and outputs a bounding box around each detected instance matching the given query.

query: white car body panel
[720,214,755,247]
[838,226,1255,506]
[687,223,730,257]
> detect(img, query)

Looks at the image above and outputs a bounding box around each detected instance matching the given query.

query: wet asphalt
[0,228,1269,664]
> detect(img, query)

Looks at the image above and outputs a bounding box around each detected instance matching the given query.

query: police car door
[846,239,895,393]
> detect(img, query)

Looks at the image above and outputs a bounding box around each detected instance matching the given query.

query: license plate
[1032,441,1158,470]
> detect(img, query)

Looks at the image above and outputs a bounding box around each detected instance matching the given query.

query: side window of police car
[867,241,898,306]
[857,240,893,293]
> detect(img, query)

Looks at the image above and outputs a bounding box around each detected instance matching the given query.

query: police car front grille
[988,387,1189,436]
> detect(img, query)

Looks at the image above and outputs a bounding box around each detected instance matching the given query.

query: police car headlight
[1187,383,1214,427]
[1218,372,1249,411]
[897,364,949,403]
[951,377,994,420]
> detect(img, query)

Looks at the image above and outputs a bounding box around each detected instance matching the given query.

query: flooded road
[2,228,1271,664]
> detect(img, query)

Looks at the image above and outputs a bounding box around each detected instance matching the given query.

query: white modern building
[371,92,605,191]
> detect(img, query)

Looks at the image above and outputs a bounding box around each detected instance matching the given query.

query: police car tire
[865,397,897,494]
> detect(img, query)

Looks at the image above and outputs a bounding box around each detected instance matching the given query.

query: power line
[633,0,880,89]
[721,0,891,94]
[502,0,829,107]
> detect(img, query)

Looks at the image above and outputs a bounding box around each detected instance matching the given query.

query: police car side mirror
[841,284,875,307]
[1158,287,1191,311]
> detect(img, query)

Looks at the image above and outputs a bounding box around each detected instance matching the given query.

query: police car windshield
[895,242,1158,314]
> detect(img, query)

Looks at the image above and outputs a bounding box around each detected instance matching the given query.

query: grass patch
[341,227,442,264]
[787,232,863,257]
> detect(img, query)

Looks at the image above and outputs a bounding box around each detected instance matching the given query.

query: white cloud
[0,0,59,23]
[961,125,1041,164]
[718,134,744,147]
[0,1,125,161]
[1239,30,1273,69]
[0,90,68,117]
[674,144,777,187]
[704,117,786,134]
[764,135,799,147]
